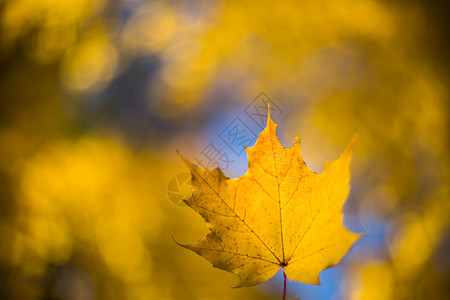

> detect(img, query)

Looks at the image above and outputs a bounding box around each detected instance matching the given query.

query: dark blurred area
[0,0,449,299]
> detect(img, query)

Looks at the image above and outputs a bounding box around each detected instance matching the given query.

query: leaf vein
[186,245,278,265]
[189,166,282,264]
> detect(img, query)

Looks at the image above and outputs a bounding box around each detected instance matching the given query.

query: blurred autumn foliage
[0,0,449,300]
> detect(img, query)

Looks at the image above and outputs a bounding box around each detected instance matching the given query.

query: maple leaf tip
[294,134,302,147]
[335,134,358,165]
[345,133,358,155]
[177,150,195,169]
[265,102,275,129]
[177,151,187,163]
[171,234,197,252]
[170,234,184,247]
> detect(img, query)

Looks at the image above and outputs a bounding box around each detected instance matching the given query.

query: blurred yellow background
[0,0,449,299]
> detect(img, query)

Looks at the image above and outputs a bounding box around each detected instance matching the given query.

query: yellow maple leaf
[177,112,360,287]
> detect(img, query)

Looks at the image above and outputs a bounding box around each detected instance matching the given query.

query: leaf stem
[282,270,287,300]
